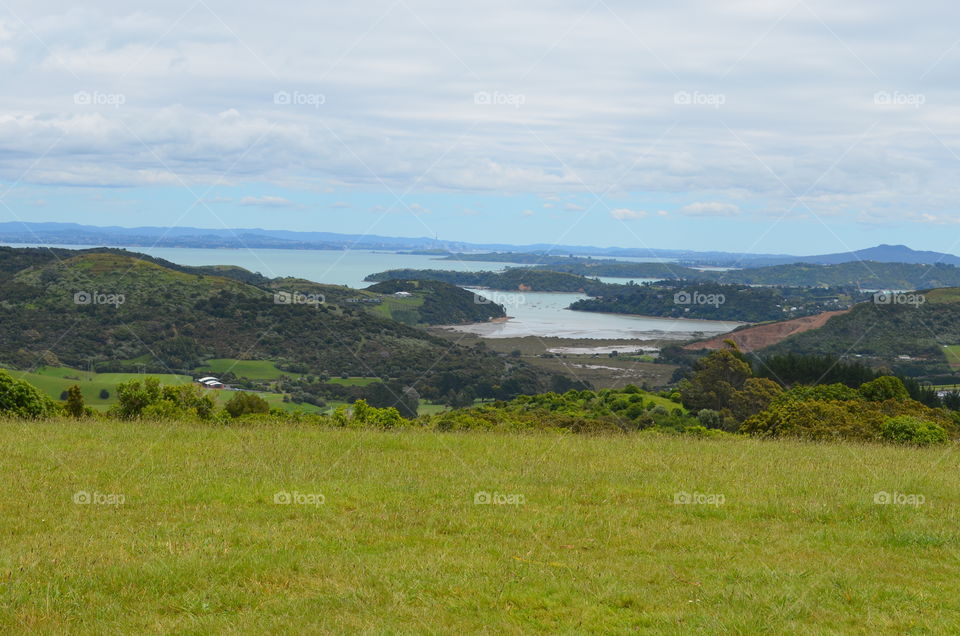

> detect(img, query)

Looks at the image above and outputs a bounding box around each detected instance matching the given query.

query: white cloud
[239,196,297,207]
[330,201,351,208]
[563,202,585,211]
[610,208,646,220]
[678,202,741,217]
[0,1,958,228]
[521,209,535,216]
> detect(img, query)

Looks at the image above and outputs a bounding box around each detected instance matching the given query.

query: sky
[1,1,960,255]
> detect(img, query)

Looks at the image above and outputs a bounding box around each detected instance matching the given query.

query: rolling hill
[0,247,569,402]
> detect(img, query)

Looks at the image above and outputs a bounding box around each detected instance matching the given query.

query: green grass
[325,376,381,387]
[2,421,959,634]
[5,367,192,408]
[944,345,960,370]
[193,359,288,381]
[2,367,321,414]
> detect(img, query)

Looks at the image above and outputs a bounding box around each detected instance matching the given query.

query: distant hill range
[741,244,960,267]
[3,223,959,267]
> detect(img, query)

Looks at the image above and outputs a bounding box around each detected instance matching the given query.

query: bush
[880,416,948,446]
[99,389,110,400]
[65,385,85,418]
[697,409,724,430]
[0,370,57,418]
[224,392,270,418]
[860,376,910,402]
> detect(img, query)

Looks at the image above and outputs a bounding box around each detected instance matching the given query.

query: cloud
[520,209,535,216]
[239,196,297,208]
[563,202,585,211]
[1,1,959,232]
[678,202,741,217]
[610,208,646,220]
[329,201,351,208]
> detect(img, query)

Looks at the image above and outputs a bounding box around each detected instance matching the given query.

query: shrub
[860,376,910,402]
[225,392,271,418]
[65,385,85,418]
[881,416,948,446]
[0,370,57,418]
[697,409,724,430]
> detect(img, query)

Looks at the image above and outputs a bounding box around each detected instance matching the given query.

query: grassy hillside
[1,421,958,633]
[363,278,506,325]
[760,288,960,376]
[0,248,572,402]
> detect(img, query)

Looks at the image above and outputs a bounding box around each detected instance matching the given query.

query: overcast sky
[2,0,960,254]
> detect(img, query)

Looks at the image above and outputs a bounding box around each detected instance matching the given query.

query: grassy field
[944,345,960,369]
[193,359,288,381]
[1,367,324,414]
[1,421,958,634]
[6,367,192,409]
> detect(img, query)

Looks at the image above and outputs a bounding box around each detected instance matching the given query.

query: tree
[113,378,163,419]
[679,344,752,413]
[729,378,783,423]
[224,391,270,418]
[65,385,85,418]
[881,416,947,445]
[859,376,909,402]
[0,371,57,418]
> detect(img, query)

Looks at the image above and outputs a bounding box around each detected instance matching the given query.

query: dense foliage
[759,288,960,378]
[363,279,506,324]
[0,249,574,402]
[365,268,604,293]
[435,253,960,289]
[0,370,58,418]
[571,281,856,322]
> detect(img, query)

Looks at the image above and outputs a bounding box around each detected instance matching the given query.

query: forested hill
[364,268,606,293]
[759,288,960,377]
[0,247,569,401]
[371,261,960,291]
